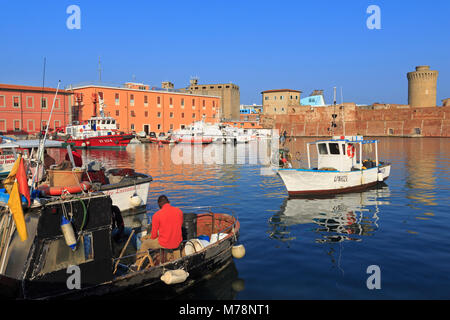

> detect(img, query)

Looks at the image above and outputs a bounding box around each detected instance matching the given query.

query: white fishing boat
[277,136,391,196]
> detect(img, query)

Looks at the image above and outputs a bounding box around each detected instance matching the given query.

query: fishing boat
[56,116,134,149]
[277,136,391,196]
[0,197,243,299]
[55,94,133,149]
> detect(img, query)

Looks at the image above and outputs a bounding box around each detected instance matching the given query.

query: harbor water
[52,137,450,299]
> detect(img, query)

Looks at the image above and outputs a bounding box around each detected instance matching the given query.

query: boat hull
[58,134,134,149]
[278,164,391,197]
[100,178,151,215]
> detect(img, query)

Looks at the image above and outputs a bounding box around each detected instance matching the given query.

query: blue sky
[0,0,449,105]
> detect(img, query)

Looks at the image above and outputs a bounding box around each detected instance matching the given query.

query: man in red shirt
[135,195,183,266]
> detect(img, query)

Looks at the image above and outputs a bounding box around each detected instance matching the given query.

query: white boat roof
[0,142,20,148]
[14,140,63,148]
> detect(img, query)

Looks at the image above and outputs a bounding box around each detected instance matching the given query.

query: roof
[261,89,302,94]
[0,83,71,94]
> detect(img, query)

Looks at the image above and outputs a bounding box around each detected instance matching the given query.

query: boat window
[329,143,340,155]
[318,143,328,155]
[36,233,94,276]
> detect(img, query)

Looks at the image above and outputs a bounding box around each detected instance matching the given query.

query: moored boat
[277,136,391,197]
[0,198,242,299]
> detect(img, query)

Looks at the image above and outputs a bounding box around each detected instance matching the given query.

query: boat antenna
[330,86,337,136]
[98,56,102,82]
[38,57,46,145]
[31,80,62,191]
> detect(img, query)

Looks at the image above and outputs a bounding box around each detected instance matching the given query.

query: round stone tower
[407,66,439,107]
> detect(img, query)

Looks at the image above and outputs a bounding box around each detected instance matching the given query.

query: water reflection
[174,261,245,300]
[268,185,390,244]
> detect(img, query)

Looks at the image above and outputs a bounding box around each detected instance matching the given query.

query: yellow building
[261,89,302,115]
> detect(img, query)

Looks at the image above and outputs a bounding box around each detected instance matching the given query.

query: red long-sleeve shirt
[150,203,183,249]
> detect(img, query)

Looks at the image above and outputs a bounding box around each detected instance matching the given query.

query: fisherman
[134,195,183,267]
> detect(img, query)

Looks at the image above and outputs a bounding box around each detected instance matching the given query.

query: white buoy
[232,244,246,259]
[160,269,189,285]
[61,216,77,251]
[129,195,143,207]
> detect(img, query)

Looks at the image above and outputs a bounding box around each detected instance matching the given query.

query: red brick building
[0,84,71,134]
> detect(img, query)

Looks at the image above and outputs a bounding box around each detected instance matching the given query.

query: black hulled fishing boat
[0,194,243,299]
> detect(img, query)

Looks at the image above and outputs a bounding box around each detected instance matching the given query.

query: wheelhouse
[306,136,380,172]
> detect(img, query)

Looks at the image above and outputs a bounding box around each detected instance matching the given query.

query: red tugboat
[56,94,134,149]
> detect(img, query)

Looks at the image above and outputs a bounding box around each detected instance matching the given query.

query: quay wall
[260,104,450,137]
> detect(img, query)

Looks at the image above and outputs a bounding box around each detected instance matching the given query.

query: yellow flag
[3,154,21,194]
[7,181,28,242]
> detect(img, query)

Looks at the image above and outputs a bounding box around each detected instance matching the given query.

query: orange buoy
[347,144,355,158]
[38,181,91,196]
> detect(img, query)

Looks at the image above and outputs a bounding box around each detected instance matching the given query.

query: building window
[27,119,35,132]
[13,96,20,108]
[181,98,185,108]
[157,124,161,130]
[13,120,21,131]
[157,112,161,118]
[170,124,173,130]
[212,101,215,107]
[274,96,277,100]
[157,96,161,106]
[0,95,5,107]
[54,98,60,109]
[54,120,61,129]
[130,110,136,117]
[202,100,205,108]
[181,112,184,118]
[144,95,148,105]
[26,96,34,108]
[0,119,5,131]
[192,99,195,107]
[41,121,47,130]
[131,124,135,130]
[115,93,120,105]
[116,110,120,116]
[169,97,173,107]
[170,112,174,118]
[192,113,196,118]
[265,96,269,100]
[41,98,47,109]
[144,111,148,117]
[180,124,185,129]
[130,94,135,106]
[280,96,283,100]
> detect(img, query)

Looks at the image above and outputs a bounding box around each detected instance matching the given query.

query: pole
[31,80,61,190]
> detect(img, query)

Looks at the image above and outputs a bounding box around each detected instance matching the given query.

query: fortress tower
[407,66,438,107]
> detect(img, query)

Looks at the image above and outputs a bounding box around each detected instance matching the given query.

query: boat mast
[31,80,62,190]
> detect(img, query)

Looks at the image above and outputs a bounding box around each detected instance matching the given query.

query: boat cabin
[66,117,119,138]
[306,136,379,172]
